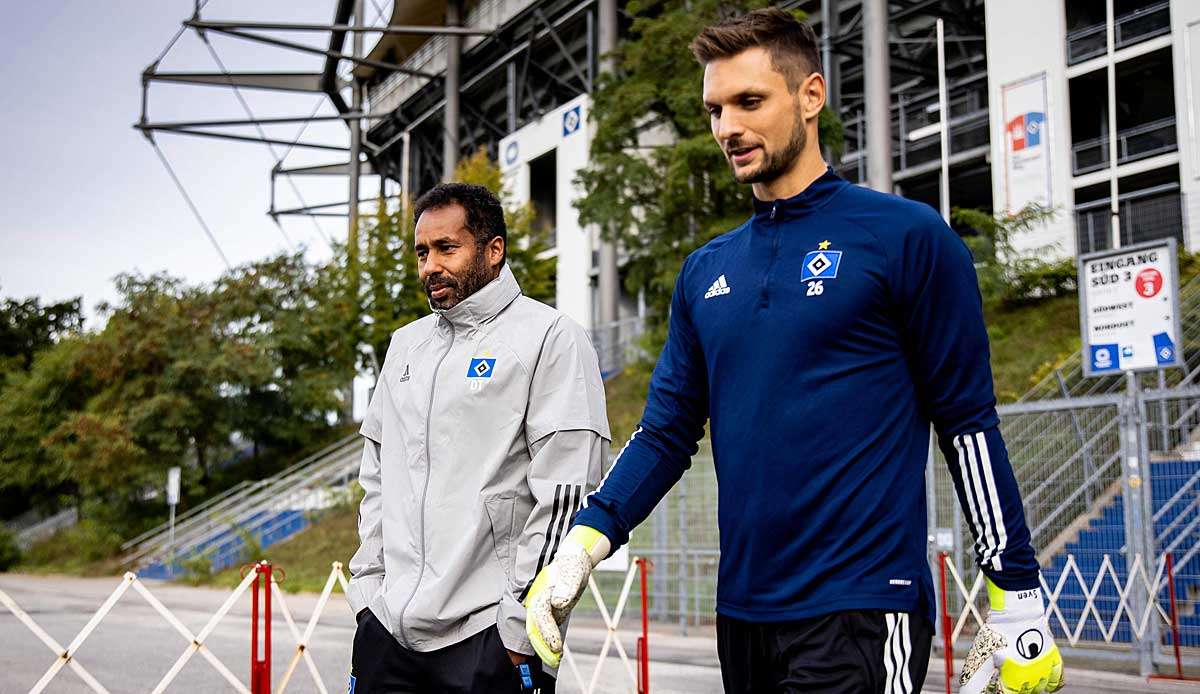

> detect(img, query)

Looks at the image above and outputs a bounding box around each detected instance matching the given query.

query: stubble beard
[424,247,495,310]
[730,109,807,185]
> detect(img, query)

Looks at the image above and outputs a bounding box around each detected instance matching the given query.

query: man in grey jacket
[348,182,610,693]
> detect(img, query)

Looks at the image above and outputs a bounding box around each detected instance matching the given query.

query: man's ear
[801,71,827,121]
[487,235,506,270]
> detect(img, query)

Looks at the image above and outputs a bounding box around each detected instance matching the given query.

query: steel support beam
[534,7,590,90]
[443,0,463,180]
[275,160,376,177]
[134,125,348,151]
[138,113,383,129]
[145,71,329,92]
[822,0,840,165]
[271,197,399,217]
[189,24,439,79]
[348,0,365,272]
[863,0,893,192]
[186,20,491,36]
[597,0,619,332]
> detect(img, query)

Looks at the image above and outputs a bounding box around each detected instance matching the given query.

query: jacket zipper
[760,201,780,307]
[395,317,455,648]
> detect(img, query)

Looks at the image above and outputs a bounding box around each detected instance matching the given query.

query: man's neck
[751,144,828,202]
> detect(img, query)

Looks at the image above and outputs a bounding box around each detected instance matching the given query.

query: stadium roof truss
[135,0,493,226]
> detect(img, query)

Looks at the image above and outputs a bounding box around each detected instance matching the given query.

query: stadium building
[348,0,1198,343]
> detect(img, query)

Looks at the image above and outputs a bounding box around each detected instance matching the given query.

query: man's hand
[524,525,611,668]
[960,578,1064,694]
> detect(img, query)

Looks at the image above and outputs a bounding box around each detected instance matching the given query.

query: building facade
[362,0,1199,339]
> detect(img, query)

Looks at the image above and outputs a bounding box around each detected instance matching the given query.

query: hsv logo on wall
[1001,73,1052,213]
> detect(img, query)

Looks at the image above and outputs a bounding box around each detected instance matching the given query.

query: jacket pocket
[483,493,519,584]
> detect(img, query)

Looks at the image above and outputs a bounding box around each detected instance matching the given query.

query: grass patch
[985,295,1082,403]
[604,364,652,446]
[16,520,125,576]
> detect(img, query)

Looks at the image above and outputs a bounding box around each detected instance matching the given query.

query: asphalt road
[2,573,1195,693]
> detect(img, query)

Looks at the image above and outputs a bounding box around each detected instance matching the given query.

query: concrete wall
[499,94,596,329]
[1172,0,1200,252]
[984,0,1077,258]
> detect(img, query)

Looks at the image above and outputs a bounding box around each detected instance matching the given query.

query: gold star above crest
[818,240,831,250]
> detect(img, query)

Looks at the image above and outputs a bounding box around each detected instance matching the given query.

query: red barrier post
[1166,553,1184,680]
[249,561,273,694]
[939,552,954,694]
[636,557,651,694]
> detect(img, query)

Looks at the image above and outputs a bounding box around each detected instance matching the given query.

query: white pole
[401,130,412,222]
[937,18,950,224]
[1106,0,1121,248]
[168,504,175,572]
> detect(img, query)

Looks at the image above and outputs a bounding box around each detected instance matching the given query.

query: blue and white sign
[562,105,582,137]
[1079,239,1183,376]
[504,141,519,166]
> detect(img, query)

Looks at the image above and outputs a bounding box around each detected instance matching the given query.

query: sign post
[167,466,181,573]
[1079,237,1181,675]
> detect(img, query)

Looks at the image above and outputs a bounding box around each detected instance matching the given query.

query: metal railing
[122,435,362,571]
[14,508,79,551]
[1072,116,1177,176]
[590,315,647,378]
[1067,1,1171,65]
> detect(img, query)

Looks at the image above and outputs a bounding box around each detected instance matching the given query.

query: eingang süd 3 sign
[1079,238,1184,377]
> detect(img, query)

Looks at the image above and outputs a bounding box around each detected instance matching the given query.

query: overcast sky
[0,0,391,327]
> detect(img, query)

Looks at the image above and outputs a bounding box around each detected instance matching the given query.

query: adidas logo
[704,274,731,299]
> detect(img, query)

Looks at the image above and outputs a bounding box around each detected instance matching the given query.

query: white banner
[1001,73,1052,212]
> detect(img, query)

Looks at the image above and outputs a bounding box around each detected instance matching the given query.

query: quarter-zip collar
[751,167,846,223]
[433,263,522,329]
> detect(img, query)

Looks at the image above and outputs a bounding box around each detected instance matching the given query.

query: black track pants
[717,610,933,694]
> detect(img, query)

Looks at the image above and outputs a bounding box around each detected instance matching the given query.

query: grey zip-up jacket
[348,265,610,656]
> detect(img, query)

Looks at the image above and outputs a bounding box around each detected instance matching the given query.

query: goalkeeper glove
[960,577,1064,694]
[524,525,611,668]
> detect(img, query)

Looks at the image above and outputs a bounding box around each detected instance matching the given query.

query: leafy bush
[953,203,1068,306]
[178,549,214,586]
[20,520,122,572]
[0,527,22,571]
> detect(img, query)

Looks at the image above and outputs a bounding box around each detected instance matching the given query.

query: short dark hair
[689,7,822,92]
[413,182,507,255]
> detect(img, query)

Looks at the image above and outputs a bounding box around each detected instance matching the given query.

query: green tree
[575,0,843,349]
[0,337,94,513]
[952,203,1071,305]
[0,295,83,374]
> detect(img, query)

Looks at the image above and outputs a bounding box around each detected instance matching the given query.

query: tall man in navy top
[525,9,1064,694]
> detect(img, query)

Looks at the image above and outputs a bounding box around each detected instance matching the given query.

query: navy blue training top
[575,168,1040,623]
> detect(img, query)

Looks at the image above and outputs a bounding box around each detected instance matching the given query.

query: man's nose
[715,112,745,145]
[422,253,444,278]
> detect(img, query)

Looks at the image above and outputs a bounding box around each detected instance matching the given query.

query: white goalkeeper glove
[524,525,611,668]
[960,577,1064,694]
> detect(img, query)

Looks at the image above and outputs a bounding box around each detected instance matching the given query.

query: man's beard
[423,249,494,310]
[729,110,806,185]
